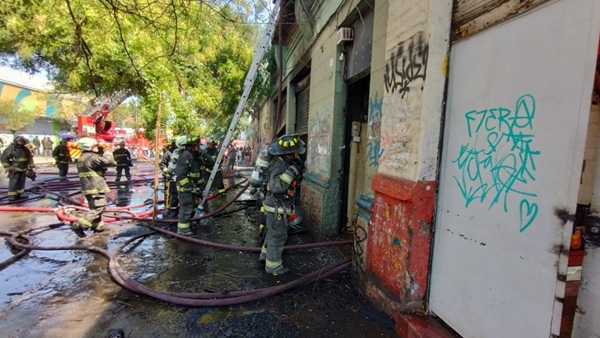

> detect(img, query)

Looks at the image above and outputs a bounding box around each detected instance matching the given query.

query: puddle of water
[0,164,397,338]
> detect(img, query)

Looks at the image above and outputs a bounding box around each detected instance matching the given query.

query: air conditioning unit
[336,27,353,45]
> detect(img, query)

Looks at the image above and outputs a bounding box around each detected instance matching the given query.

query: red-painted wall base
[368,173,436,305]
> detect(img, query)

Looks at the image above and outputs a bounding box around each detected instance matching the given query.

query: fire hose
[0,173,353,306]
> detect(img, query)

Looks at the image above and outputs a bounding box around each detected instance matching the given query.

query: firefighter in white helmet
[69,137,114,238]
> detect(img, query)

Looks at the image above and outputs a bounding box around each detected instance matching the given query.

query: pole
[199,0,282,207]
[152,97,162,227]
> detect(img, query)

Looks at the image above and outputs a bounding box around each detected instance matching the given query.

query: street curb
[396,314,457,338]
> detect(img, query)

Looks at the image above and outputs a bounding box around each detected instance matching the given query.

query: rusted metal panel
[452,0,551,41]
[453,0,509,27]
[295,77,310,135]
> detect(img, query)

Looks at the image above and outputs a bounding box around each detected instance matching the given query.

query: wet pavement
[0,163,397,338]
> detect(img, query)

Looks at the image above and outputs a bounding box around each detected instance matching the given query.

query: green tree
[111,100,141,128]
[47,94,88,126]
[0,98,40,135]
[0,0,267,136]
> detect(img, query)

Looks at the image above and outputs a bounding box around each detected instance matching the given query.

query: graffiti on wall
[452,94,540,232]
[384,31,428,97]
[354,219,369,275]
[367,93,383,167]
[308,107,332,174]
[379,32,428,172]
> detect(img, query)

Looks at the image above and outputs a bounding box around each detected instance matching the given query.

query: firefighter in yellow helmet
[260,134,305,275]
[173,135,202,235]
[69,137,114,238]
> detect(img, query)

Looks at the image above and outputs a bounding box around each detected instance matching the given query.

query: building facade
[258,0,600,337]
[0,70,70,147]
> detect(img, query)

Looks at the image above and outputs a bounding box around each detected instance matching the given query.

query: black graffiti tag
[384,32,429,97]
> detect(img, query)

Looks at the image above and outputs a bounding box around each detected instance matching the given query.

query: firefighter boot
[70,222,87,238]
[91,221,105,233]
[265,265,289,276]
[108,329,125,338]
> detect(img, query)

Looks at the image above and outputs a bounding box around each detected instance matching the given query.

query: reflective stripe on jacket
[113,148,131,166]
[53,145,71,164]
[1,144,34,171]
[77,151,114,196]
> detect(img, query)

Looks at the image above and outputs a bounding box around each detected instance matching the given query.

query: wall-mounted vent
[336,27,354,45]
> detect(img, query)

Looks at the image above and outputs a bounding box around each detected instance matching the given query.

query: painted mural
[0,81,55,117]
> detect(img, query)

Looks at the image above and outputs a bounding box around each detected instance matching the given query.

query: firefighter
[160,140,179,218]
[173,135,201,235]
[52,139,71,181]
[1,136,35,201]
[69,137,114,238]
[202,141,225,193]
[260,135,305,276]
[113,141,132,181]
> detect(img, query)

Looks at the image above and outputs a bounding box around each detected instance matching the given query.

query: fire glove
[26,169,36,181]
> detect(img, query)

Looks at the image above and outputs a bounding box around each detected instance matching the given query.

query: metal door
[429,1,600,337]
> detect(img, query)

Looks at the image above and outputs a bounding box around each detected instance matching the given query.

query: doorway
[340,75,370,232]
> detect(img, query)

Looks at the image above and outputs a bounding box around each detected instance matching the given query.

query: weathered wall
[573,245,600,338]
[353,0,389,290]
[363,0,452,318]
[256,99,273,150]
[579,105,600,207]
[300,0,361,236]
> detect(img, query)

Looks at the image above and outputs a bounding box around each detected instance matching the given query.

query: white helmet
[78,137,98,151]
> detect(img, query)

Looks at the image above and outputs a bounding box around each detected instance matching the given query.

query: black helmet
[14,136,29,145]
[185,135,199,146]
[268,135,306,156]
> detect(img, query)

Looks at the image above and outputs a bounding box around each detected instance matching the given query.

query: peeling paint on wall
[307,107,332,175]
[380,32,429,177]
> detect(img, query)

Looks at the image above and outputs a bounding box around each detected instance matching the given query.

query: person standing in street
[52,139,71,181]
[260,134,305,276]
[43,137,54,157]
[69,137,114,238]
[172,135,201,236]
[227,146,237,171]
[32,136,41,156]
[203,141,226,193]
[113,141,132,181]
[1,136,36,201]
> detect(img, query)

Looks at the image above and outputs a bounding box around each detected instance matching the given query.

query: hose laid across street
[0,171,353,306]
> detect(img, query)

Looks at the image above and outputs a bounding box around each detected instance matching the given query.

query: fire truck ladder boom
[80,89,130,116]
[200,0,281,207]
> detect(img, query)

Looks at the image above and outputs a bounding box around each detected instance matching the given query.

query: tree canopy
[0,0,271,138]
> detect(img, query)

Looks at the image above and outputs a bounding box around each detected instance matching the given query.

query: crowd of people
[1,133,306,276]
[224,145,252,170]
